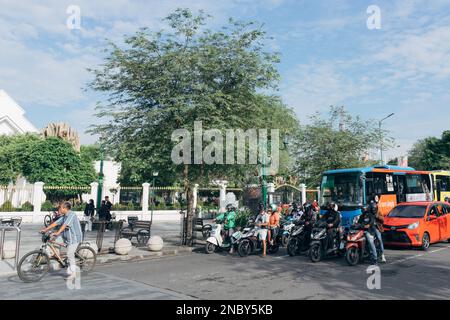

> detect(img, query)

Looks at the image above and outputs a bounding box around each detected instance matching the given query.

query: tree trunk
[184,164,195,246]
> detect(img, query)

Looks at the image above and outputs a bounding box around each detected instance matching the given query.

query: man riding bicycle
[40,201,83,280]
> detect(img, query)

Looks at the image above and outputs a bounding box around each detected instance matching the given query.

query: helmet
[328,202,337,211]
[369,200,378,214]
[269,204,277,212]
[361,204,370,214]
[303,202,312,213]
[225,203,234,211]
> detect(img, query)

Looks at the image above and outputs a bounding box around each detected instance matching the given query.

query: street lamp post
[379,113,394,165]
[151,172,159,223]
[96,137,105,210]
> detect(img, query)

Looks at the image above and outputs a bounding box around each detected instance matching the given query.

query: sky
[1,0,450,161]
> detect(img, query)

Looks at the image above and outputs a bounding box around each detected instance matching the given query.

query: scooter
[280,217,296,247]
[345,225,382,266]
[309,221,346,263]
[287,221,312,256]
[205,223,242,254]
[237,225,282,257]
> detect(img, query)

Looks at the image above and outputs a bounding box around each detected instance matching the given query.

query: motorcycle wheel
[309,244,322,263]
[44,215,52,227]
[281,234,289,247]
[345,247,360,266]
[238,240,251,257]
[268,245,279,254]
[205,243,216,254]
[287,238,298,257]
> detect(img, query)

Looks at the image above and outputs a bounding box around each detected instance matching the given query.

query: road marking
[387,245,450,266]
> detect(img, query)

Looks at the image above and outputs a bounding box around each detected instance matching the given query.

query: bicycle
[17,232,97,283]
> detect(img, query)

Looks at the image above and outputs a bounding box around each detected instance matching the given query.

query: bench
[120,220,152,246]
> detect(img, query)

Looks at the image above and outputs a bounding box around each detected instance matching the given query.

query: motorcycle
[237,224,282,257]
[44,211,61,227]
[205,223,242,254]
[309,221,346,263]
[345,225,382,266]
[280,217,296,247]
[287,221,311,256]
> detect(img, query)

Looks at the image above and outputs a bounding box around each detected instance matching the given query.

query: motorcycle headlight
[407,221,419,230]
[352,214,361,225]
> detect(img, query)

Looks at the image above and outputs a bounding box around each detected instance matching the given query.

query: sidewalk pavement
[0,221,194,277]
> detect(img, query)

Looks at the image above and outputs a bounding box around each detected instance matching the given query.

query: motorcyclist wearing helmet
[370,200,386,263]
[356,204,378,264]
[268,203,280,245]
[299,202,317,245]
[320,202,341,251]
[215,204,236,250]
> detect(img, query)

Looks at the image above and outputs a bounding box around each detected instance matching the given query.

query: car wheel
[421,232,430,251]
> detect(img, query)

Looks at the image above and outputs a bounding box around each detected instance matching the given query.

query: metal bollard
[0,226,22,269]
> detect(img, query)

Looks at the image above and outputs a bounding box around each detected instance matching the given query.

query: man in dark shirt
[356,205,378,264]
[320,202,341,251]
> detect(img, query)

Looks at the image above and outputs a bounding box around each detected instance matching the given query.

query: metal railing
[0,225,21,269]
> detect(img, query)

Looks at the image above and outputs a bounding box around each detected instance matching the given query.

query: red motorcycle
[345,225,381,266]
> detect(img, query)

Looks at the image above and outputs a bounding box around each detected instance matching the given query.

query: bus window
[437,175,450,192]
[320,173,363,207]
[365,172,396,202]
[406,174,431,194]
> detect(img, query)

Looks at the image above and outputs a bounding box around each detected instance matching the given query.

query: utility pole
[379,113,394,165]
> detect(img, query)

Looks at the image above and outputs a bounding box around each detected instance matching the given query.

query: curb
[89,246,194,265]
[0,246,194,278]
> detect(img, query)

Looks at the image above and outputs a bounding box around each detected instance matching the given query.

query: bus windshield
[320,172,363,207]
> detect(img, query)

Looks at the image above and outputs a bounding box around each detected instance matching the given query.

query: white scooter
[205,223,242,254]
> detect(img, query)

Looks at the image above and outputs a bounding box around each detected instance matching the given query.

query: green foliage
[0,201,13,212]
[87,8,298,189]
[0,135,96,200]
[293,106,393,187]
[41,200,55,211]
[235,208,254,229]
[408,131,450,170]
[21,201,33,211]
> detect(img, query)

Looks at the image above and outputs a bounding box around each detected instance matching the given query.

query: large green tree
[293,106,392,187]
[408,131,450,170]
[0,134,96,201]
[88,8,299,243]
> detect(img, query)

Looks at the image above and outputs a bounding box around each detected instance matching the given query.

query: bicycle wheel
[17,250,50,283]
[75,246,97,273]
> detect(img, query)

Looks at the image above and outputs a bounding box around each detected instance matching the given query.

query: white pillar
[90,182,98,202]
[267,183,275,205]
[316,187,321,202]
[300,183,307,205]
[142,183,150,218]
[193,184,199,209]
[33,182,45,214]
[115,186,121,205]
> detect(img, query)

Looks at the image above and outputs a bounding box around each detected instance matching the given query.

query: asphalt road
[1,240,450,299]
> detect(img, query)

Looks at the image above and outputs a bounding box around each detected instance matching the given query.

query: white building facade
[0,90,39,135]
